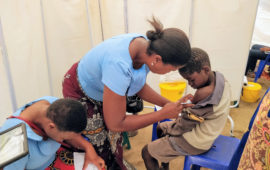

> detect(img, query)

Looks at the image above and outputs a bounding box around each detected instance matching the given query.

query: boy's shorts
[147,136,189,163]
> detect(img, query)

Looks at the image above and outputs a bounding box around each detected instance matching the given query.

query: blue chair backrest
[228,87,270,169]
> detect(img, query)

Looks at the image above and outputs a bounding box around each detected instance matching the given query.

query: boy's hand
[83,151,105,170]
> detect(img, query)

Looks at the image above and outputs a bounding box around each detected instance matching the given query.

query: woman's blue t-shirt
[77,33,150,101]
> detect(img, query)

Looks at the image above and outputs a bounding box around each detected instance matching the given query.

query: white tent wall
[0,0,258,125]
[86,0,103,45]
[188,0,259,99]
[41,0,92,96]
[0,0,52,125]
[0,0,104,121]
[0,40,13,125]
[99,0,126,39]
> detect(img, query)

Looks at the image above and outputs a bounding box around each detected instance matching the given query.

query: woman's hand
[178,94,194,108]
[161,94,194,119]
[83,152,105,170]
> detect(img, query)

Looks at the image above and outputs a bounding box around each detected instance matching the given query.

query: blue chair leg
[254,54,270,82]
[184,157,201,170]
[184,156,202,170]
[152,122,158,141]
[183,157,192,170]
[191,165,201,170]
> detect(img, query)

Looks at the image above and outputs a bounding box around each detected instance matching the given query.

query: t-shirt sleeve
[102,60,131,96]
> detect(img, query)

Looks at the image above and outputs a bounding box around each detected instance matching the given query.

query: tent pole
[188,0,194,42]
[124,0,129,33]
[85,0,94,48]
[40,0,54,96]
[0,18,18,112]
[98,0,104,41]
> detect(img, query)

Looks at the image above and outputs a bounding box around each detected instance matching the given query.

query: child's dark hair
[146,17,191,66]
[179,47,211,75]
[47,98,87,133]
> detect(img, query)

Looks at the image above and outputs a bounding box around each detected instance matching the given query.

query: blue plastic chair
[151,118,171,141]
[183,88,270,170]
[151,106,172,141]
[254,53,270,82]
[183,135,240,170]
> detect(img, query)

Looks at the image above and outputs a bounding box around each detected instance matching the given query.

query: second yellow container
[241,82,262,103]
[159,81,187,102]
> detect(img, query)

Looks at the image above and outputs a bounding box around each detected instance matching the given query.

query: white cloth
[252,0,270,46]
[73,152,98,170]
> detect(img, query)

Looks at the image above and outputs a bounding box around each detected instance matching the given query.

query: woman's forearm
[103,85,188,132]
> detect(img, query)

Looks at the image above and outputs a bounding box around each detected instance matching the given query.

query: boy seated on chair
[141,47,231,170]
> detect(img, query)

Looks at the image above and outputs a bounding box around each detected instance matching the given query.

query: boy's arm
[192,86,213,104]
[65,134,105,170]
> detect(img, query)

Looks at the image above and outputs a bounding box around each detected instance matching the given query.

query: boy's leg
[161,162,169,170]
[157,125,165,138]
[142,136,185,170]
[143,121,181,170]
[142,145,160,170]
[157,125,170,170]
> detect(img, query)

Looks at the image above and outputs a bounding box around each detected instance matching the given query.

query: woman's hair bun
[146,30,162,41]
[146,16,164,41]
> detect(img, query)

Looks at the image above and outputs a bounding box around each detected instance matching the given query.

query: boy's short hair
[47,98,87,133]
[179,47,211,75]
